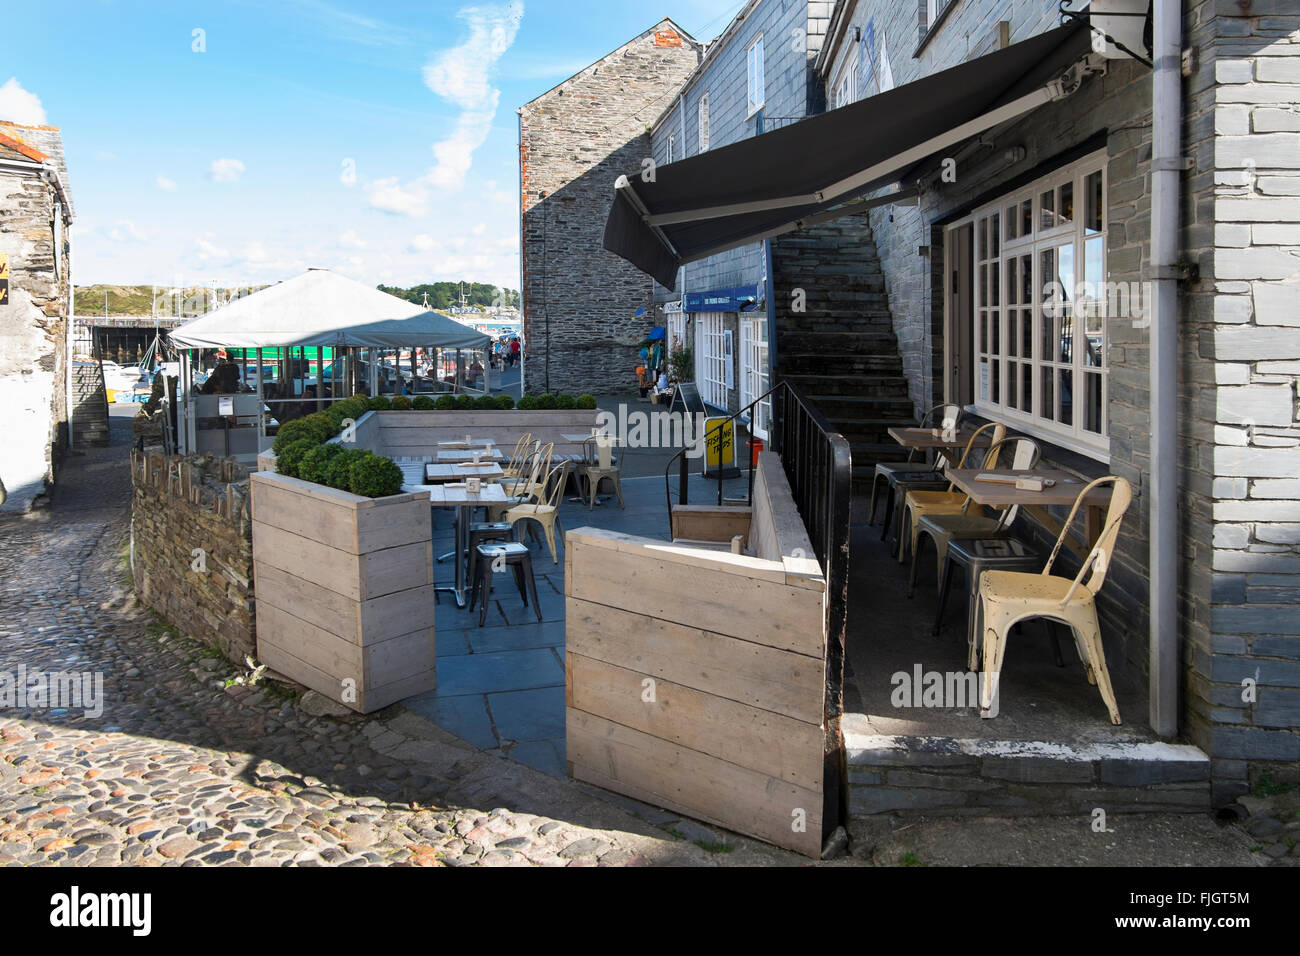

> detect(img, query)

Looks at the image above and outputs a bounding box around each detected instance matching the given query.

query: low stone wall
[130,450,255,664]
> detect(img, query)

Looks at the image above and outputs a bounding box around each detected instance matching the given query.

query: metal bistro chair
[486,441,551,523]
[501,433,535,482]
[579,435,624,511]
[977,476,1133,724]
[893,422,1006,563]
[906,434,1040,592]
[869,402,964,525]
[469,541,542,626]
[506,458,572,564]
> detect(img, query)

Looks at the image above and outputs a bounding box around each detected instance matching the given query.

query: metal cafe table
[417,483,509,608]
[886,426,994,461]
[436,448,505,463]
[425,461,505,483]
[942,468,1115,559]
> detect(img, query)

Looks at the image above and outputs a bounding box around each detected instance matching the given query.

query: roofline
[649,0,763,135]
[0,155,74,221]
[815,0,860,76]
[518,17,703,110]
[0,119,61,133]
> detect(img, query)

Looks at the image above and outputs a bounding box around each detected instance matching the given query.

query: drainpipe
[1149,0,1181,738]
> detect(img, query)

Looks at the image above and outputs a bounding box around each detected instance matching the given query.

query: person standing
[509,338,521,368]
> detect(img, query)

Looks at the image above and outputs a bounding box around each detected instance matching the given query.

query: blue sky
[2,0,742,291]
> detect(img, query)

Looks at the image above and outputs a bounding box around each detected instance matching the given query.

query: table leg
[454,504,470,607]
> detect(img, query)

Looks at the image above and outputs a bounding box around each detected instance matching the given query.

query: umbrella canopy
[647,327,667,340]
[169,269,491,350]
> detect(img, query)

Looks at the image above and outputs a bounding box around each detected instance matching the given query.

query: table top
[944,469,1112,509]
[437,438,496,449]
[888,427,995,451]
[436,449,505,462]
[421,484,509,505]
[425,462,504,482]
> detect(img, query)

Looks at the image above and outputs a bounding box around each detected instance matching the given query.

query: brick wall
[130,451,256,665]
[518,20,701,395]
[1198,0,1300,795]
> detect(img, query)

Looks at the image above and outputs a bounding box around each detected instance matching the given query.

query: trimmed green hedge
[270,403,403,498]
[347,454,404,498]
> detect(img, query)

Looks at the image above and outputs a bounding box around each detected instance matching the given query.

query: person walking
[509,338,521,368]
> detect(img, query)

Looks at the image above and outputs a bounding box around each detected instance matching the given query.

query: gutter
[1148,0,1180,737]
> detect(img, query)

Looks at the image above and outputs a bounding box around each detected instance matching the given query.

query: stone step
[778,354,903,375]
[780,374,911,399]
[844,720,1211,817]
[776,332,900,353]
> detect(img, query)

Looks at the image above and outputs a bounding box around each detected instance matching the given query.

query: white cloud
[242,241,269,263]
[209,158,246,182]
[409,234,436,252]
[156,175,178,192]
[366,176,429,217]
[196,235,230,260]
[472,222,487,236]
[364,1,522,213]
[338,228,367,249]
[0,78,46,126]
[109,220,146,242]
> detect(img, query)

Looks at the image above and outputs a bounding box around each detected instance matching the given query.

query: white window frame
[667,133,675,164]
[697,93,710,152]
[740,315,770,441]
[747,35,765,117]
[956,150,1111,461]
[667,308,687,357]
[695,311,727,409]
[927,0,955,29]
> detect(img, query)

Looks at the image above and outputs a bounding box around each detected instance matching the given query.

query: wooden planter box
[249,472,436,713]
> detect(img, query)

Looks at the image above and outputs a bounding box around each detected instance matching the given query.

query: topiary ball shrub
[536,393,558,410]
[348,453,404,498]
[324,448,371,490]
[555,393,577,410]
[576,393,597,410]
[455,394,475,410]
[474,395,498,410]
[495,394,515,410]
[272,416,332,456]
[390,394,412,410]
[341,396,370,419]
[435,394,456,410]
[516,395,539,410]
[367,395,392,411]
[412,395,435,410]
[276,438,318,479]
[296,442,342,484]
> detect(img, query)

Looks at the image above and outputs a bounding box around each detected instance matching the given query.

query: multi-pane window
[747,36,765,116]
[696,312,728,409]
[970,153,1109,457]
[926,0,955,29]
[698,93,710,152]
[740,316,770,440]
[667,134,675,164]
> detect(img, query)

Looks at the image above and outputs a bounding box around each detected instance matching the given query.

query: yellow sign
[0,253,8,305]
[704,416,736,473]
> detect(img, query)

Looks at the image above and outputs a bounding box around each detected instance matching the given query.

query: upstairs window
[747,36,765,116]
[698,93,710,151]
[667,134,675,164]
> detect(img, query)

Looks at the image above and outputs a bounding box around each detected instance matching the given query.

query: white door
[740,316,770,441]
[695,312,728,410]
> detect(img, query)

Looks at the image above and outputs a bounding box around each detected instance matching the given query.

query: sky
[2,0,744,293]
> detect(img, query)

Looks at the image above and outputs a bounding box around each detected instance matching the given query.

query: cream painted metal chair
[897,422,1006,564]
[976,476,1133,725]
[506,458,572,564]
[580,435,625,511]
[869,403,964,525]
[906,435,1041,595]
[486,442,550,522]
[501,433,535,482]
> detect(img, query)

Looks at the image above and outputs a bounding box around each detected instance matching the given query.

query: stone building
[601,0,1300,812]
[0,120,74,512]
[517,18,702,395]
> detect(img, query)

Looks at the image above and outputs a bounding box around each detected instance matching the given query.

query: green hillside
[377,282,519,310]
[74,284,268,317]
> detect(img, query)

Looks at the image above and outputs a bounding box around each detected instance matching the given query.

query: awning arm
[645,57,1100,230]
[615,176,681,259]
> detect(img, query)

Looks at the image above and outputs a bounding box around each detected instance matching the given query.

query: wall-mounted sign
[0,253,8,305]
[683,284,762,313]
[655,30,682,47]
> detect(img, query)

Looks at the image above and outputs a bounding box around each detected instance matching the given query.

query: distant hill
[74,284,268,318]
[377,282,519,311]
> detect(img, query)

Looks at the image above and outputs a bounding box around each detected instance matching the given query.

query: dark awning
[605,20,1095,288]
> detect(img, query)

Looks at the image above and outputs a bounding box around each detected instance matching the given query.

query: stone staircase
[771,215,915,488]
[70,325,110,447]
